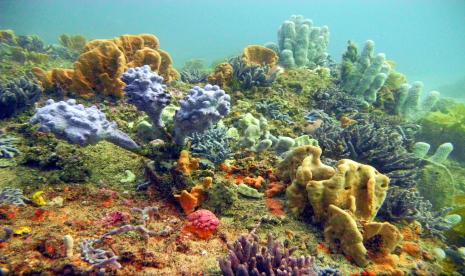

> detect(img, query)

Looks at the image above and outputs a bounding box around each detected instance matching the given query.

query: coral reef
[20,137,91,183]
[173,84,231,144]
[234,112,316,154]
[378,187,453,240]
[58,34,86,53]
[177,150,200,175]
[229,56,280,90]
[235,113,274,152]
[188,125,234,165]
[410,142,455,209]
[311,85,368,118]
[31,99,139,151]
[394,82,441,120]
[0,133,20,158]
[313,111,420,188]
[0,77,42,119]
[418,102,465,161]
[237,184,263,199]
[122,65,171,128]
[256,99,294,124]
[209,45,280,89]
[0,187,28,206]
[242,45,278,67]
[266,15,330,68]
[33,34,179,98]
[1,17,463,275]
[219,233,317,275]
[80,239,122,270]
[180,59,209,84]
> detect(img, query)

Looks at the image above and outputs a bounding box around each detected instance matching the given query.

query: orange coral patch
[402,241,421,258]
[265,198,285,217]
[244,176,265,189]
[265,181,286,198]
[177,150,200,176]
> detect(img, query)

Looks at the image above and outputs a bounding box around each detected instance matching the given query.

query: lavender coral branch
[174,84,231,145]
[218,233,317,275]
[80,239,122,270]
[122,65,172,128]
[0,187,28,206]
[0,133,20,158]
[30,99,139,151]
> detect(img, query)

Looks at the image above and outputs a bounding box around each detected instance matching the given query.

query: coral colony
[0,13,464,275]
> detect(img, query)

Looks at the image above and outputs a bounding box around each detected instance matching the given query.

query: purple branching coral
[80,239,122,271]
[218,233,317,276]
[0,187,28,206]
[120,66,231,146]
[0,227,13,243]
[30,99,139,151]
[378,186,453,240]
[312,111,420,188]
[311,86,368,118]
[122,65,171,128]
[80,206,172,271]
[174,84,231,145]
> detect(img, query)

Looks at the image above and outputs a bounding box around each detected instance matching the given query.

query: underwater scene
[1,0,465,275]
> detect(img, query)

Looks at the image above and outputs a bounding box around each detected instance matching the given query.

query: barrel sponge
[33,34,179,99]
[242,45,278,67]
[307,159,389,222]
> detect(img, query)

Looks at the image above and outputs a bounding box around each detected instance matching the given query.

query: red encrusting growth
[182,209,219,240]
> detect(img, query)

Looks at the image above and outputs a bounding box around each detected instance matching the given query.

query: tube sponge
[340,40,390,103]
[413,142,431,159]
[275,15,329,68]
[429,142,454,164]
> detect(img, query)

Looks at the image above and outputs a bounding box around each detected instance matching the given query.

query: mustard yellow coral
[208,62,233,87]
[33,34,179,99]
[278,145,401,267]
[242,45,278,67]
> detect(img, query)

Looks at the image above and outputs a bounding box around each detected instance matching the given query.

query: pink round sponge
[183,209,219,239]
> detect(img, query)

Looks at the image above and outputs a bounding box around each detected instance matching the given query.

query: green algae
[418,103,465,162]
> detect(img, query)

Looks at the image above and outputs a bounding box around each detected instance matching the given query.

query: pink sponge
[183,209,219,239]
